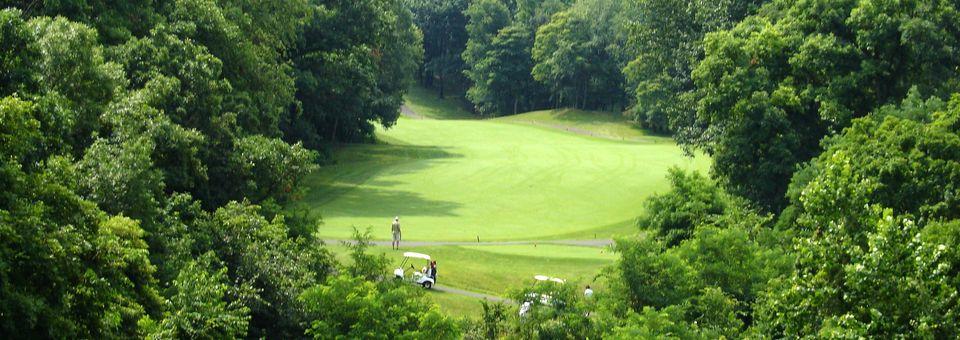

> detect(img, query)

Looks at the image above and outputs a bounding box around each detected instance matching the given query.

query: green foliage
[78,138,164,223]
[1,0,430,338]
[531,0,631,111]
[343,228,391,281]
[0,162,161,337]
[287,0,421,144]
[301,230,458,339]
[638,168,726,246]
[754,94,960,337]
[0,9,37,96]
[230,135,319,202]
[465,23,540,116]
[300,276,461,339]
[407,0,469,98]
[610,184,791,337]
[509,281,598,339]
[690,0,960,211]
[203,201,335,337]
[0,96,39,161]
[623,0,764,133]
[144,253,251,339]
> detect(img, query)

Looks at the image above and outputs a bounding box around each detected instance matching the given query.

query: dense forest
[2,0,959,339]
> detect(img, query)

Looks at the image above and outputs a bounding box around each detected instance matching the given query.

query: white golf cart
[393,252,436,289]
[519,275,565,317]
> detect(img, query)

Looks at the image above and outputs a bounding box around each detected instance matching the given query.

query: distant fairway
[289,89,710,317]
[290,113,708,241]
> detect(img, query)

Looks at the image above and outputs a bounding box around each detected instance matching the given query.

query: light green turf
[425,290,486,318]
[290,114,708,241]
[328,244,615,297]
[492,108,659,142]
[403,85,475,119]
[458,244,616,261]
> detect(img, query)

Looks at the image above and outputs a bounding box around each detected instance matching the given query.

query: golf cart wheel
[422,281,433,289]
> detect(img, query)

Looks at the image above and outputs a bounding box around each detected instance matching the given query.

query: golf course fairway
[287,88,710,317]
[290,113,708,241]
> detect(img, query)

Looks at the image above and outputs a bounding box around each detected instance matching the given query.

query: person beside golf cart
[393,252,436,289]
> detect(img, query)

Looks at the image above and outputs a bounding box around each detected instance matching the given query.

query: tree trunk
[330,117,339,142]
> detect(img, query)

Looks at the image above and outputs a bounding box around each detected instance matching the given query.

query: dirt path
[324,238,614,247]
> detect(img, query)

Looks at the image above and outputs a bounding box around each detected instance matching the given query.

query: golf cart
[393,252,436,289]
[519,275,565,317]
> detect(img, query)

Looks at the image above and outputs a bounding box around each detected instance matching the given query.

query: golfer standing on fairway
[391,216,401,250]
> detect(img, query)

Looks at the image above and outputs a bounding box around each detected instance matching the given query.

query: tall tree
[690,0,960,211]
[406,0,469,98]
[531,0,630,110]
[755,92,960,337]
[286,0,421,145]
[622,0,764,133]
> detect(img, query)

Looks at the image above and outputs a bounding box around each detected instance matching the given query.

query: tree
[755,93,960,337]
[623,0,764,133]
[143,253,251,339]
[287,0,421,145]
[407,0,469,98]
[690,0,960,211]
[466,24,540,115]
[462,0,513,113]
[230,135,319,203]
[531,0,630,110]
[638,168,726,246]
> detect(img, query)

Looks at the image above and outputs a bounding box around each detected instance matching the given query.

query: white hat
[395,216,399,220]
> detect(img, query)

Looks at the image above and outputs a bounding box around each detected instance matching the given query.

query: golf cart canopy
[403,252,431,260]
[534,275,565,283]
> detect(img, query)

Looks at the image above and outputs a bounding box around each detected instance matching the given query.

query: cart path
[434,285,514,304]
[323,238,615,247]
[400,105,425,119]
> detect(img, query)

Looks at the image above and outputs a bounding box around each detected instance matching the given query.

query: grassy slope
[403,85,475,119]
[493,108,659,142]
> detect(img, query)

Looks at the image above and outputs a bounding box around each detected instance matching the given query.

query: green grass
[289,115,708,241]
[328,244,615,297]
[403,85,475,119]
[292,88,708,318]
[425,290,487,318]
[493,108,661,142]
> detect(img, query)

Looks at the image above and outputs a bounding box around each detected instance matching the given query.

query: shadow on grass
[291,143,464,218]
[321,185,462,217]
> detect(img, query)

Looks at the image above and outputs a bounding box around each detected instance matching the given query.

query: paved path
[434,285,514,304]
[324,238,614,247]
